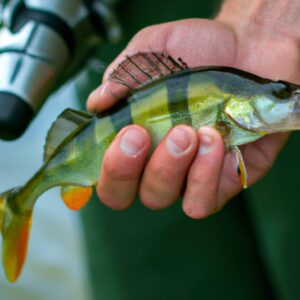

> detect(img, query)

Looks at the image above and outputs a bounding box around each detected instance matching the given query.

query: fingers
[140,125,199,210]
[99,123,281,220]
[182,127,225,219]
[98,124,199,210]
[98,125,228,219]
[97,125,150,210]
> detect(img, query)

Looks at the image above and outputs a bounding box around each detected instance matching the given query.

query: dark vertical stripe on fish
[166,72,192,126]
[110,104,133,132]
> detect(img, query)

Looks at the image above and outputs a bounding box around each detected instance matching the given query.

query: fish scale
[166,71,192,126]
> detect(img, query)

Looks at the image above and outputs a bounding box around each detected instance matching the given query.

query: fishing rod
[0,0,120,140]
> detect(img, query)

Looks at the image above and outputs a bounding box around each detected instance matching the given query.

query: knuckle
[97,191,130,211]
[150,161,177,183]
[103,159,137,181]
[183,194,219,220]
[140,193,161,210]
[183,180,220,219]
[184,205,214,220]
[140,176,178,210]
[96,183,135,211]
[155,166,173,182]
[187,176,202,190]
[140,189,173,210]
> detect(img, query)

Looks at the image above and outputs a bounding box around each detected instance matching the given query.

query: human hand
[87,0,300,218]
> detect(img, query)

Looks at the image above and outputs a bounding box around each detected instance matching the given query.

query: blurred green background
[0,1,299,299]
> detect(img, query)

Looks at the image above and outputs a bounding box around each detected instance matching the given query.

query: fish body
[1,56,300,282]
[43,67,292,195]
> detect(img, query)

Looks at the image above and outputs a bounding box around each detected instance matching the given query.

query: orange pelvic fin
[233,146,248,189]
[61,185,93,210]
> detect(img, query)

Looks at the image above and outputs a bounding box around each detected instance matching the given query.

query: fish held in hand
[1,51,300,282]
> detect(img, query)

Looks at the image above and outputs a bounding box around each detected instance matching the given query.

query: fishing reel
[0,0,120,140]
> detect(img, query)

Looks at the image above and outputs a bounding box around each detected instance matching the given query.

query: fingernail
[120,127,147,157]
[198,129,214,155]
[167,127,192,156]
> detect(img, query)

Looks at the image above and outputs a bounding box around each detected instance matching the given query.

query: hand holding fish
[88,0,300,218]
[2,0,300,282]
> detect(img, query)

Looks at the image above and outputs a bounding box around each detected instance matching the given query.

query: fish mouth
[271,90,300,132]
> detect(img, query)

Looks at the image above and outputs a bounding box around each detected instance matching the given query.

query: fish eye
[272,83,293,99]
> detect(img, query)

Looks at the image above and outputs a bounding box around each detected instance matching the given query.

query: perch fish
[1,52,300,282]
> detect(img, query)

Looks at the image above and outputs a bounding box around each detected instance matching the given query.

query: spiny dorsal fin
[44,108,93,162]
[107,51,189,92]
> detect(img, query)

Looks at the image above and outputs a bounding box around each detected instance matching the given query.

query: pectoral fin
[61,186,93,210]
[233,146,248,189]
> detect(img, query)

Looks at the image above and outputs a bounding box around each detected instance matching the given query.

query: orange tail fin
[0,188,32,282]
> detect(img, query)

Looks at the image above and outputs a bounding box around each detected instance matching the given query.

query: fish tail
[0,168,49,282]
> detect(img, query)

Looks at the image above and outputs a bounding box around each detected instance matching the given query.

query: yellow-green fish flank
[1,51,300,282]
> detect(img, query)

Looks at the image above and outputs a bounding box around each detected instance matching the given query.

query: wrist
[216,0,300,42]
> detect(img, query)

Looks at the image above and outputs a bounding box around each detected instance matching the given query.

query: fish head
[224,81,300,134]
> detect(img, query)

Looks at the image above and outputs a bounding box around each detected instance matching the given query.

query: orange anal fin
[233,146,248,189]
[2,211,32,282]
[61,186,93,210]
